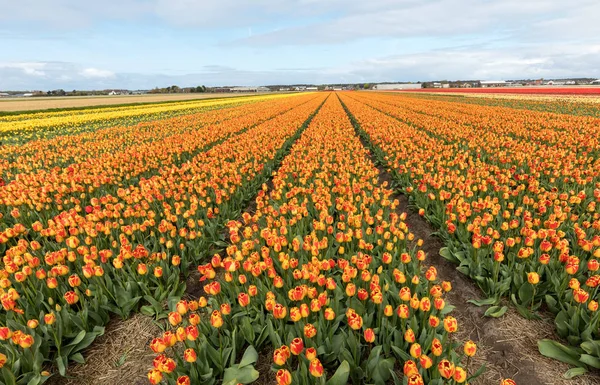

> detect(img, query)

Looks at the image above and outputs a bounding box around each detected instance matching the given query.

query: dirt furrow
[341,94,599,385]
[47,95,329,385]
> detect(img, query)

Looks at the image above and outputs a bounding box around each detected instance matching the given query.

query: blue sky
[1,0,599,90]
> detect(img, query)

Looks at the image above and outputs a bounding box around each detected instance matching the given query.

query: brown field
[0,92,270,112]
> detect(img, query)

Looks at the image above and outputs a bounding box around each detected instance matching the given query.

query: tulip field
[0,90,599,385]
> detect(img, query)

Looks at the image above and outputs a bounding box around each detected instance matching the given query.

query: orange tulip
[183,348,197,363]
[210,310,223,328]
[527,272,540,285]
[147,369,163,385]
[364,328,375,343]
[464,340,477,356]
[64,291,79,305]
[443,316,458,333]
[454,367,467,383]
[290,338,304,355]
[403,360,418,376]
[276,369,292,385]
[309,358,324,377]
[438,359,455,379]
[305,347,317,361]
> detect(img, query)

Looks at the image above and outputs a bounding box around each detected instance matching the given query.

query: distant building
[306,87,318,91]
[0,92,10,97]
[230,87,253,92]
[433,82,442,88]
[591,79,600,84]
[374,83,421,90]
[480,80,509,87]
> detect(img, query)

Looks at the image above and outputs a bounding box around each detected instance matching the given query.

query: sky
[1,0,600,90]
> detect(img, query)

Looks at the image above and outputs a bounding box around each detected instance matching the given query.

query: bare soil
[47,98,600,385]
[46,313,161,385]
[369,148,599,385]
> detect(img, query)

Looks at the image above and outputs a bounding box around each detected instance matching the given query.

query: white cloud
[0,0,151,27]
[80,68,116,79]
[1,0,600,89]
[0,62,47,77]
[346,44,600,81]
[2,42,600,91]
[0,62,120,90]
[225,0,599,46]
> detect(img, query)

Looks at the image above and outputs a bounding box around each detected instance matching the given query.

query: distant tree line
[148,85,207,94]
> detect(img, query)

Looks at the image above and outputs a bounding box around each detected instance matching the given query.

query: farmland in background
[0,93,277,113]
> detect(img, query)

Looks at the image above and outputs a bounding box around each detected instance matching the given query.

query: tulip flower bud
[443,316,458,333]
[147,369,163,385]
[409,343,421,358]
[273,348,287,366]
[304,323,317,338]
[276,369,292,385]
[27,319,39,329]
[364,328,375,343]
[384,304,393,317]
[454,367,467,383]
[44,313,56,325]
[407,373,425,385]
[464,340,477,356]
[210,310,223,328]
[438,359,455,379]
[419,354,433,369]
[183,348,197,363]
[18,334,34,348]
[403,360,418,376]
[527,272,540,285]
[309,358,324,377]
[431,338,443,356]
[290,338,304,355]
[305,347,317,361]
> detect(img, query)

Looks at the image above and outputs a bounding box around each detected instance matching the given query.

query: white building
[306,87,318,91]
[480,80,509,87]
[591,79,600,84]
[374,83,421,90]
